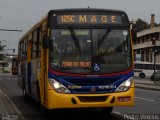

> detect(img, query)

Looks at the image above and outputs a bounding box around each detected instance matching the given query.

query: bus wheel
[100,107,113,115]
[23,88,28,101]
[139,73,145,79]
[150,75,154,81]
[23,82,29,101]
[36,82,49,113]
[36,82,41,105]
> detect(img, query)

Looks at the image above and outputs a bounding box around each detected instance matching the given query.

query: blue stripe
[48,71,134,94]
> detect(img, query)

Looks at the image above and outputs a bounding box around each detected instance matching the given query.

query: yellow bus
[18,8,135,113]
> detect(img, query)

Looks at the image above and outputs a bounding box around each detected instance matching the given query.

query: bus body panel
[18,61,27,90]
[46,82,134,109]
[45,70,134,109]
[29,60,38,99]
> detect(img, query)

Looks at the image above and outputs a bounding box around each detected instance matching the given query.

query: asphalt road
[114,88,160,114]
[0,74,160,120]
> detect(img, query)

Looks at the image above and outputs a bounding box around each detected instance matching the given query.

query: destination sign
[62,61,91,67]
[57,14,122,25]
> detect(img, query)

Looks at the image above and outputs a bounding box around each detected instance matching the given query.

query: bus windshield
[50,28,132,74]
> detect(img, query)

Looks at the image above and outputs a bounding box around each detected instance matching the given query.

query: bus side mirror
[131,30,137,42]
[43,35,49,49]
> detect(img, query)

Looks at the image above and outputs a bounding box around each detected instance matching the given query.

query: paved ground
[0,90,24,120]
[0,90,17,113]
[0,73,24,120]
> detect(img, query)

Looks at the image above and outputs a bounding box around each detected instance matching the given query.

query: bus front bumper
[46,85,134,109]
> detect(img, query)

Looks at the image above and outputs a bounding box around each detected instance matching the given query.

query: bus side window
[37,27,42,58]
[18,42,21,61]
[22,38,27,61]
[19,41,24,61]
[32,30,38,59]
[32,28,41,59]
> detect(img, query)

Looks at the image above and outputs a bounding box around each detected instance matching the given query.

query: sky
[0,0,160,54]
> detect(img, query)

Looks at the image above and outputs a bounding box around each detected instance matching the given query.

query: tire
[100,107,113,115]
[151,75,154,81]
[36,82,49,113]
[36,82,41,105]
[139,73,145,79]
[23,81,29,101]
[23,86,29,101]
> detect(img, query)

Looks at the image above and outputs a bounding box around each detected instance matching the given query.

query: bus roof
[49,8,127,14]
[19,15,48,42]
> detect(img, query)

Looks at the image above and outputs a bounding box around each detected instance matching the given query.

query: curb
[135,84,160,91]
[135,81,160,86]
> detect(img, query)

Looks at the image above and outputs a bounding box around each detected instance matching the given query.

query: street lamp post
[0,29,22,54]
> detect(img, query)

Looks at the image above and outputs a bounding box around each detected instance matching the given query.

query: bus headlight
[49,78,71,94]
[115,78,133,92]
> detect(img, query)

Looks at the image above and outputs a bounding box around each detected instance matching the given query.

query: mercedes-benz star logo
[90,87,96,93]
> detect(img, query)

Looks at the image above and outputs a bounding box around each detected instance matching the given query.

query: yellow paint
[45,81,134,109]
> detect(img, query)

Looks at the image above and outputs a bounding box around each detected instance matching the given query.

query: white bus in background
[134,61,160,79]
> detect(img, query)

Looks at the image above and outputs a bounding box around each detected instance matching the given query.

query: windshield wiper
[98,29,111,46]
[69,28,81,55]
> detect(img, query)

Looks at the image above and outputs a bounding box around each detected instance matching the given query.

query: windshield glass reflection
[49,29,131,74]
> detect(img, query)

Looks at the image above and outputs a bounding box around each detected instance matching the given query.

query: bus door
[29,28,44,102]
[26,40,32,95]
[29,29,41,100]
[40,31,49,104]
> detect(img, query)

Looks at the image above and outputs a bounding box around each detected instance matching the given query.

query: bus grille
[78,96,107,102]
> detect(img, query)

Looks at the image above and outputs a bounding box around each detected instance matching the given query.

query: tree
[0,44,6,60]
[132,19,149,32]
[0,45,5,51]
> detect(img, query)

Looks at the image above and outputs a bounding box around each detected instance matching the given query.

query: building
[133,14,160,63]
